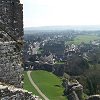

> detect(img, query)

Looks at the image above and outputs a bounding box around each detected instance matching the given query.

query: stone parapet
[0,82,42,100]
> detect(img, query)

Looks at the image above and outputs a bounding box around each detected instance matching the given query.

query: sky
[21,0,100,27]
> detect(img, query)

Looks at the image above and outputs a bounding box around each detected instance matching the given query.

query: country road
[27,71,49,100]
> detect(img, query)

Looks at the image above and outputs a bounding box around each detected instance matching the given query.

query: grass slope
[23,71,43,99]
[30,70,67,100]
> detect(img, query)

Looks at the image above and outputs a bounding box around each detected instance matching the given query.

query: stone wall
[63,79,83,100]
[0,0,23,87]
[0,1,42,99]
[0,41,23,87]
[0,82,41,100]
[0,0,23,40]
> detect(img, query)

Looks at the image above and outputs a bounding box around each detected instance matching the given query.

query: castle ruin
[0,0,23,88]
[0,0,42,99]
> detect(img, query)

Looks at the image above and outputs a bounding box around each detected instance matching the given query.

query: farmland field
[66,34,100,45]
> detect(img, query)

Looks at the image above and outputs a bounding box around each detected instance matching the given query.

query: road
[27,71,49,100]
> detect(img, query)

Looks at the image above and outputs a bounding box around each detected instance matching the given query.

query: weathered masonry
[0,1,42,99]
[0,0,23,40]
[0,0,23,88]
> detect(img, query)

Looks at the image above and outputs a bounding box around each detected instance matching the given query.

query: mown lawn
[23,71,43,99]
[30,70,67,100]
[67,35,100,45]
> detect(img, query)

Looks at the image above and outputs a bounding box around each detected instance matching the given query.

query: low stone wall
[0,82,42,100]
[53,64,65,76]
[24,62,65,76]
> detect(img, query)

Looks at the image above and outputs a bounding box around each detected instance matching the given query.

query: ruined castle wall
[0,0,23,40]
[0,41,23,87]
[0,1,41,99]
[0,82,41,100]
[0,0,23,87]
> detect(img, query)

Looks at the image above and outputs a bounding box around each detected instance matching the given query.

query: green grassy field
[67,35,100,45]
[30,70,67,100]
[23,71,43,99]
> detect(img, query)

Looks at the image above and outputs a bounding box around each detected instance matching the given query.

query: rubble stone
[64,79,83,100]
[0,0,42,99]
[0,0,23,40]
[0,0,23,88]
[86,95,100,100]
[0,41,23,87]
[0,83,42,100]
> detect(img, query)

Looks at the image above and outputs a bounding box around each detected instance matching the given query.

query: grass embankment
[23,71,43,99]
[66,35,100,45]
[30,70,67,100]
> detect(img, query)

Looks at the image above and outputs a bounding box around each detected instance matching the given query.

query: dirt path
[27,71,49,100]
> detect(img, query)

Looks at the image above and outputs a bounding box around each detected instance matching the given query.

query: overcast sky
[22,0,100,27]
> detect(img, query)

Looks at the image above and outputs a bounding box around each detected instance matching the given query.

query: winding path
[27,71,49,100]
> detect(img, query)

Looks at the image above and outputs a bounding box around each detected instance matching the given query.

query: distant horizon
[24,25,100,31]
[24,25,100,28]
